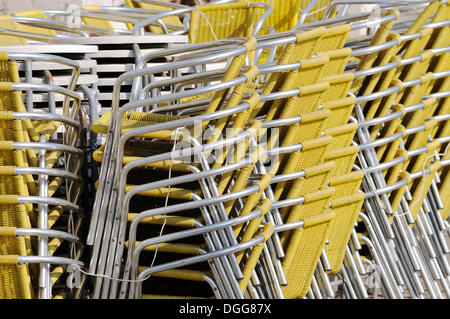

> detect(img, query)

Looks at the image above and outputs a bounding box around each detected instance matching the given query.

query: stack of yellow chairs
[0,52,85,299]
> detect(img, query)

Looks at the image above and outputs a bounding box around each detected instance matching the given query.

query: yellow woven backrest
[295,135,333,169]
[317,47,352,77]
[326,192,365,273]
[190,3,256,43]
[125,0,184,33]
[281,210,335,299]
[0,16,28,45]
[325,145,360,176]
[316,24,351,52]
[12,9,57,36]
[320,73,354,103]
[291,109,331,143]
[289,56,329,87]
[277,82,329,119]
[329,171,364,199]
[240,0,301,32]
[254,56,329,119]
[322,96,356,128]
[439,152,450,220]
[324,122,358,151]
[283,187,335,226]
[351,9,399,92]
[279,27,326,65]
[298,0,334,22]
[279,162,335,209]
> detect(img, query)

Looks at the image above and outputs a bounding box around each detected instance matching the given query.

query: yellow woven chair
[92,38,257,142]
[276,162,335,219]
[281,210,336,299]
[325,192,365,274]
[350,9,400,92]
[123,180,274,298]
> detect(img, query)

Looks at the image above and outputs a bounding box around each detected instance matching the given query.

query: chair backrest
[326,192,365,274]
[325,145,360,176]
[317,47,352,77]
[324,122,358,151]
[321,96,356,128]
[329,171,364,200]
[190,3,257,43]
[241,0,301,32]
[281,210,336,299]
[316,24,351,53]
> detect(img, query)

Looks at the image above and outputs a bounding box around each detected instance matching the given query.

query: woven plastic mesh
[318,48,352,77]
[243,0,300,33]
[190,4,255,43]
[322,97,356,128]
[320,74,354,103]
[281,212,334,299]
[324,123,358,151]
[329,172,364,199]
[326,146,359,176]
[326,193,365,273]
[291,59,328,87]
[294,136,332,170]
[281,87,327,121]
[316,25,351,52]
[0,237,32,299]
[294,110,330,142]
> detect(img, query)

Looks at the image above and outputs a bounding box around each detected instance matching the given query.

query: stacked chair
[0,0,448,299]
[0,52,86,298]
